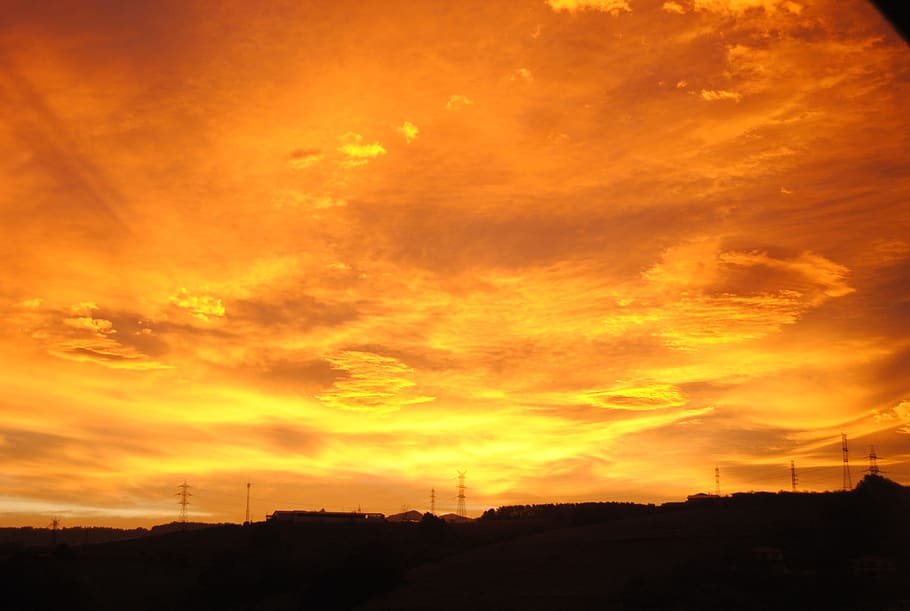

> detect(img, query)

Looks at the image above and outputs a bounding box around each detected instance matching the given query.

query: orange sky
[1,0,909,527]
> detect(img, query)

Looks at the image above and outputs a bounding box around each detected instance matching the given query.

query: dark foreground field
[3,476,908,611]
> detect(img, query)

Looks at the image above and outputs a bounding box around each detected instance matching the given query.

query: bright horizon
[1,0,909,528]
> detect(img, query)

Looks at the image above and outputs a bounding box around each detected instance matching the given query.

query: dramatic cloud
[0,0,907,526]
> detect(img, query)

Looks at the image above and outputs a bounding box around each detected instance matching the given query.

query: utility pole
[176,480,192,525]
[790,460,798,493]
[456,472,467,518]
[245,482,251,525]
[841,433,852,491]
[714,466,720,497]
[430,488,436,515]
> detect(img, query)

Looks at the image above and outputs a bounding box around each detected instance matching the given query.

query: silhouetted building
[266,509,384,523]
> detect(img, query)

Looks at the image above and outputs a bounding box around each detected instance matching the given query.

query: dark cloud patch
[6,303,170,369]
[148,319,237,340]
[0,54,131,243]
[867,345,910,407]
[229,294,362,331]
[0,0,200,68]
[344,343,458,372]
[349,196,713,275]
[54,306,166,352]
[876,345,910,383]
[256,356,348,393]
[256,424,324,455]
[289,148,321,159]
[61,346,132,362]
[708,261,814,297]
[624,410,800,458]
[287,148,323,167]
[206,349,348,396]
[0,428,73,463]
[0,425,162,469]
[524,402,644,423]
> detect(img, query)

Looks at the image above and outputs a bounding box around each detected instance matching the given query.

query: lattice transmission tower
[456,472,467,518]
[790,460,799,492]
[841,433,852,491]
[430,488,436,515]
[176,480,192,524]
[867,446,880,476]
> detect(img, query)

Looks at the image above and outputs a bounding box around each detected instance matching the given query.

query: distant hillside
[358,476,910,611]
[0,521,224,548]
[439,513,473,523]
[1,476,906,611]
[0,525,149,548]
[386,510,423,522]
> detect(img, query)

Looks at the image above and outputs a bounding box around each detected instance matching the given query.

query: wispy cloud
[445,94,473,111]
[546,0,632,15]
[337,132,387,167]
[318,351,435,413]
[396,120,419,143]
[700,88,743,102]
[170,289,226,321]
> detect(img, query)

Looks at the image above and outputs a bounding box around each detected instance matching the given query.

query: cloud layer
[0,0,908,525]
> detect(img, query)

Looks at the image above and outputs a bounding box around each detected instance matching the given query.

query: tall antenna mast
[841,433,852,491]
[456,471,467,518]
[714,466,720,497]
[245,482,251,525]
[176,480,192,524]
[50,516,60,547]
[430,488,436,515]
[790,460,798,492]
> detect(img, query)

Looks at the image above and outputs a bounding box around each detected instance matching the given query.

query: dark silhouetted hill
[2,478,908,610]
[359,479,910,610]
[0,525,149,548]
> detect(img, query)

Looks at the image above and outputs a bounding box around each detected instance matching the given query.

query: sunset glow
[1,0,908,526]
